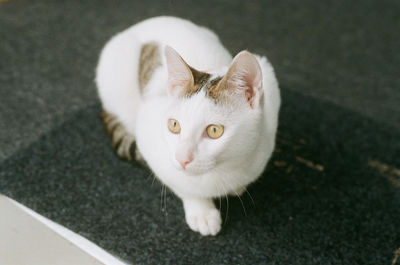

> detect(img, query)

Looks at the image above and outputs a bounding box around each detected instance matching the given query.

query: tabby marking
[139,42,161,90]
[100,110,144,163]
[179,67,211,98]
[204,76,225,102]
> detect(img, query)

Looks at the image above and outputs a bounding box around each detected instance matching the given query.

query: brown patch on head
[181,67,211,98]
[139,42,161,91]
[165,45,214,99]
[205,76,226,102]
[182,73,230,104]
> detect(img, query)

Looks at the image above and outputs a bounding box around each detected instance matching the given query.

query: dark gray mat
[1,89,399,264]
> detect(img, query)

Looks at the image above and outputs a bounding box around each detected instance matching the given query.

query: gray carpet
[1,0,399,264]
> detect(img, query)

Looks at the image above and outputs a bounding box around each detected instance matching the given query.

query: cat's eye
[206,124,224,139]
[168,118,181,134]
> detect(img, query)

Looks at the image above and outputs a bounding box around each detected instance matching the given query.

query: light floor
[0,195,128,265]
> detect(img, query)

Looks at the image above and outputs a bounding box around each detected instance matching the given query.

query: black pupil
[173,121,176,127]
[213,127,216,133]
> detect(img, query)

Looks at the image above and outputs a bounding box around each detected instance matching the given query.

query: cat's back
[126,16,232,70]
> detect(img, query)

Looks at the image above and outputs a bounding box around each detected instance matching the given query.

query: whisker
[218,193,222,212]
[163,185,168,216]
[244,187,256,207]
[235,190,247,216]
[221,177,247,217]
[218,178,229,225]
[160,184,164,213]
[217,183,223,213]
[151,172,156,186]
[214,181,222,212]
[225,193,229,225]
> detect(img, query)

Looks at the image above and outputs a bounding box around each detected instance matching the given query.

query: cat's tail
[100,109,145,164]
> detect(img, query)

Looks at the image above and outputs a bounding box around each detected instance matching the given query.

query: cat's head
[163,46,264,175]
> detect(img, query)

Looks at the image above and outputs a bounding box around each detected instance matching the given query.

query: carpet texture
[1,0,399,264]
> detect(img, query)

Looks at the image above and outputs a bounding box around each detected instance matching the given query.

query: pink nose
[177,157,193,169]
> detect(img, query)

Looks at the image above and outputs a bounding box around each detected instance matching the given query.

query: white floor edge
[5,195,129,265]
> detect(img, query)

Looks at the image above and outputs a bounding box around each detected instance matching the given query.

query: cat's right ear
[164,46,194,96]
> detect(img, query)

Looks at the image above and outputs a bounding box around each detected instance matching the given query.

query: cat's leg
[182,197,221,236]
[101,110,144,163]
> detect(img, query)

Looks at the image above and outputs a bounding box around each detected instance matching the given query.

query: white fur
[96,16,281,236]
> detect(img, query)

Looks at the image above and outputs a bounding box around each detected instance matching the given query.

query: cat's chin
[176,165,214,176]
[181,167,211,176]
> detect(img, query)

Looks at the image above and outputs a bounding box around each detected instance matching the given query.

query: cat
[96,16,281,236]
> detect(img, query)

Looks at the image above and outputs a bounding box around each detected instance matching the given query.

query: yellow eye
[168,119,181,134]
[206,124,224,139]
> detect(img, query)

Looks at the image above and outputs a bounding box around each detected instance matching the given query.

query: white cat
[96,16,280,236]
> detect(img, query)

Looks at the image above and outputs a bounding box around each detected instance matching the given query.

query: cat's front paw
[185,208,221,236]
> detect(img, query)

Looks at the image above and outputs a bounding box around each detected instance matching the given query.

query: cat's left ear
[220,51,263,109]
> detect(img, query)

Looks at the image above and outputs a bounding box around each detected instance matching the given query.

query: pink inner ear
[164,46,193,96]
[225,51,263,108]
